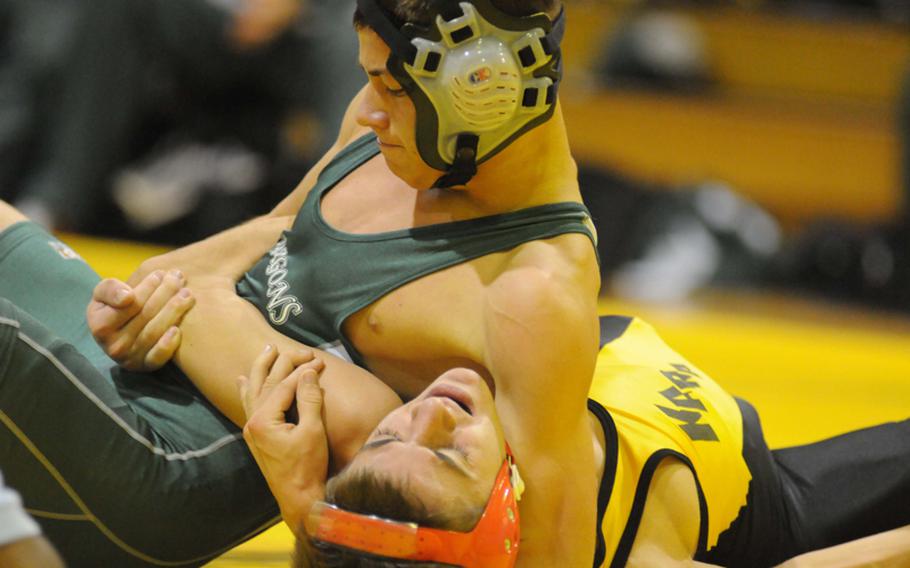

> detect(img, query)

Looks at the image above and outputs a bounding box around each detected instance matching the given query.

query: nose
[356,85,390,131]
[409,397,456,449]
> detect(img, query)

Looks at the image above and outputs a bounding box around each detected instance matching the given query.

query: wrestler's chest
[342,262,493,398]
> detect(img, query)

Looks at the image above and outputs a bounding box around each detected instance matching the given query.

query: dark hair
[295,469,482,568]
[353,0,562,28]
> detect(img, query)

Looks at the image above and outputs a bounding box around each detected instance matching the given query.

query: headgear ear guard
[355,0,566,188]
[306,446,524,567]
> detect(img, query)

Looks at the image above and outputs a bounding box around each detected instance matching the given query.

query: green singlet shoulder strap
[300,133,380,211]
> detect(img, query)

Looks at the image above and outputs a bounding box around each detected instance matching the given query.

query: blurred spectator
[0,0,359,244]
[772,63,910,311]
[779,0,910,24]
[0,0,80,206]
[0,468,65,567]
[298,0,363,155]
[578,4,910,311]
[579,166,782,302]
[595,8,715,93]
[901,64,910,226]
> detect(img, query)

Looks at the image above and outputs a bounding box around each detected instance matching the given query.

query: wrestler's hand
[239,345,328,530]
[86,269,195,371]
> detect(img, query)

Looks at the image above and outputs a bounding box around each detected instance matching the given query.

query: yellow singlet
[590,317,752,567]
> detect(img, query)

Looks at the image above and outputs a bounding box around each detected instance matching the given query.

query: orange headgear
[305,446,524,567]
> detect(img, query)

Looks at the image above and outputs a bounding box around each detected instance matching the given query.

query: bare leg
[0,199,28,232]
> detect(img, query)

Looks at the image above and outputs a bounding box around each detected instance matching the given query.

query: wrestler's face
[356,28,444,190]
[343,368,507,522]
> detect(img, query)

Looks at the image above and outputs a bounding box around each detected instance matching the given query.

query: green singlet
[237,133,596,366]
[0,133,595,566]
[0,223,278,567]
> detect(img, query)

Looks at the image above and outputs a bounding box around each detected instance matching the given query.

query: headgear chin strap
[306,446,524,567]
[356,0,566,188]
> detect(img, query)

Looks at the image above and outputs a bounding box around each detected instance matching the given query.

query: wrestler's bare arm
[771,525,910,568]
[173,276,401,466]
[129,214,293,286]
[91,88,372,369]
[483,235,602,567]
[91,87,373,380]
[88,87,398,471]
[88,215,295,371]
[644,468,910,568]
[626,461,714,568]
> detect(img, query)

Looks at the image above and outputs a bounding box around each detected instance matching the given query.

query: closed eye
[452,444,472,466]
[361,431,473,476]
[374,427,401,440]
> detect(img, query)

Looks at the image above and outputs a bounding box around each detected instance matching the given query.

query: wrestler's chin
[381,150,443,191]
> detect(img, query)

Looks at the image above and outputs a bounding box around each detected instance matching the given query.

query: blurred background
[569,0,910,312]
[0,0,363,242]
[2,0,909,313]
[2,0,910,564]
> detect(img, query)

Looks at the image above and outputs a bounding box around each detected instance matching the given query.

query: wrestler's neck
[440,105,579,214]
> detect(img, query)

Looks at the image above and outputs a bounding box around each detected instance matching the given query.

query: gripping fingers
[248,345,279,400]
[94,270,166,360]
[295,368,323,408]
[120,270,186,354]
[266,374,301,416]
[295,356,325,375]
[131,269,167,306]
[295,368,325,436]
[142,326,182,370]
[241,366,298,426]
[133,287,195,361]
[92,278,136,309]
[263,349,315,389]
[128,270,186,331]
[264,353,298,390]
[87,278,139,339]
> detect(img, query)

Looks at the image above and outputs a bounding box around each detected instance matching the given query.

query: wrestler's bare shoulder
[487,228,600,303]
[341,228,598,397]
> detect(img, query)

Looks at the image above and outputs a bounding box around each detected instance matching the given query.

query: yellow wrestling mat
[63,233,910,567]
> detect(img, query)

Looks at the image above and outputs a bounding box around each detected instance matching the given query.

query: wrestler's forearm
[772,525,910,568]
[128,215,292,287]
[173,281,400,468]
[510,422,599,568]
[484,256,601,566]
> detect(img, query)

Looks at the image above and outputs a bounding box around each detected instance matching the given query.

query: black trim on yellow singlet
[609,450,710,568]
[589,315,711,568]
[588,399,619,568]
[700,398,791,567]
[599,316,633,348]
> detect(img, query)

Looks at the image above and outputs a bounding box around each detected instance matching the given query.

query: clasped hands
[87,270,329,525]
